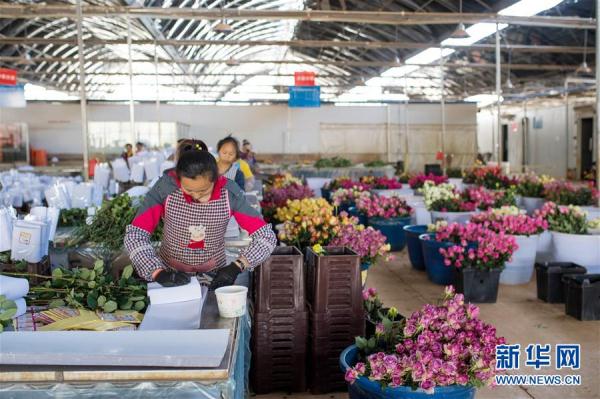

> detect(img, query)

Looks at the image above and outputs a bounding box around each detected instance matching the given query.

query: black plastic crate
[535,262,587,303]
[254,246,305,313]
[308,310,364,394]
[251,310,308,394]
[305,246,362,314]
[562,274,600,321]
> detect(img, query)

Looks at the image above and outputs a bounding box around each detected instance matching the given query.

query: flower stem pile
[8,260,148,313]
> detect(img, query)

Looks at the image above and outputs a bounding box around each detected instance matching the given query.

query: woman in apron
[124,150,276,289]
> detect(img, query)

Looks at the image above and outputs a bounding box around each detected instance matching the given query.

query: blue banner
[0,84,26,108]
[288,86,320,108]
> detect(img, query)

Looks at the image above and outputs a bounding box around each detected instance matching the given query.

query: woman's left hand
[209,262,243,290]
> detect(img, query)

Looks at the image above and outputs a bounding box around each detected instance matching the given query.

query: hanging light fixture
[213,0,233,33]
[576,30,592,74]
[450,0,470,39]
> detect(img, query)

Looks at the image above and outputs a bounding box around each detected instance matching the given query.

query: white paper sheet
[147,276,202,305]
[139,286,208,331]
[0,329,230,368]
[0,275,29,301]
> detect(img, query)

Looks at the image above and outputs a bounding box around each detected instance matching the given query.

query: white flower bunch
[427,220,448,233]
[490,206,523,217]
[422,181,459,210]
[588,217,600,230]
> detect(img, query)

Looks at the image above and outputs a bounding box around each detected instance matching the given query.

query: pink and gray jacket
[124,171,276,281]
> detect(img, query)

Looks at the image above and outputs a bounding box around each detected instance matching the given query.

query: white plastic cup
[215,285,248,318]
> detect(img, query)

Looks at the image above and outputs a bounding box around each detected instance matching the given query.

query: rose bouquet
[325,177,371,192]
[427,222,518,270]
[331,187,371,208]
[543,181,599,206]
[345,286,505,392]
[534,202,589,235]
[371,177,403,190]
[261,183,314,223]
[463,186,517,210]
[356,195,413,219]
[463,166,515,189]
[276,198,353,248]
[422,182,477,212]
[470,206,547,236]
[516,174,546,198]
[409,173,449,190]
[267,173,303,189]
[330,223,393,265]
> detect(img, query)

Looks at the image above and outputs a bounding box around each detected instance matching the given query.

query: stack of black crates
[251,245,364,394]
[251,246,308,393]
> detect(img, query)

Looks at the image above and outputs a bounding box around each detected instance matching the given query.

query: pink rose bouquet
[330,223,393,265]
[356,195,413,219]
[346,286,505,392]
[470,207,547,236]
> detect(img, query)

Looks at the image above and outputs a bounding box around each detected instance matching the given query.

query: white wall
[476,100,583,179]
[1,102,477,160]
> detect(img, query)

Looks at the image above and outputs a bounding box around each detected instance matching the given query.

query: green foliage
[72,194,163,252]
[0,295,17,332]
[314,157,353,169]
[23,262,148,313]
[58,208,88,227]
[446,168,463,178]
[364,160,387,168]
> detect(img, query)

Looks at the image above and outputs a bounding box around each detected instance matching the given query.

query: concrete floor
[256,252,600,399]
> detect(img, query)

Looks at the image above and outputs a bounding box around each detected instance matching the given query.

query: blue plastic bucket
[420,233,456,285]
[340,345,476,399]
[403,225,428,270]
[368,217,412,252]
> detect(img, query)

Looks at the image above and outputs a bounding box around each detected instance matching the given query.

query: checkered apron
[158,187,230,280]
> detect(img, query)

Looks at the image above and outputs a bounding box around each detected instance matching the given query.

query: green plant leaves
[25,263,148,314]
[102,300,118,313]
[0,295,17,322]
[122,265,133,280]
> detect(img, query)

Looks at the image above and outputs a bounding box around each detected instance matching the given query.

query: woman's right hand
[154,269,191,287]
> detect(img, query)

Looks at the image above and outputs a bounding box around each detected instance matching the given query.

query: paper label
[18,232,31,245]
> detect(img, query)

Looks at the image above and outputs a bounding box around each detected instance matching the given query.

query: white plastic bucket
[550,231,600,273]
[500,234,539,285]
[215,285,248,318]
[430,211,477,225]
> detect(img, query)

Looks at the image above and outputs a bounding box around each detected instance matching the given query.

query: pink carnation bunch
[345,286,506,392]
[356,195,413,219]
[409,174,449,190]
[330,223,393,264]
